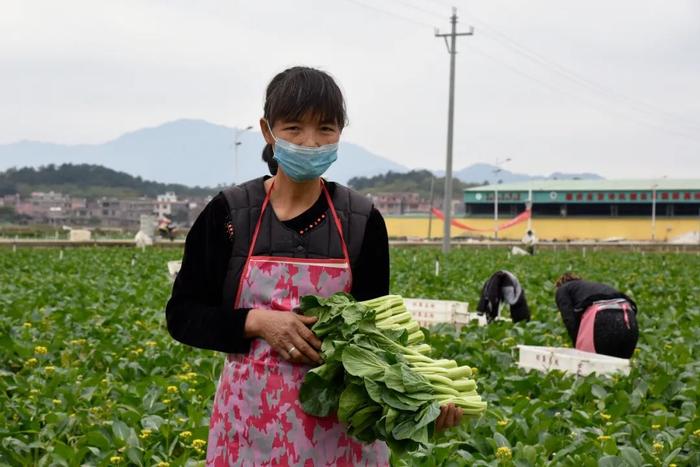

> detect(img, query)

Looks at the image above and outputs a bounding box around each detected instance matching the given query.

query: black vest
[220,177,373,311]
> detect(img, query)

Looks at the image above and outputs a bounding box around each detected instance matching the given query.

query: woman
[554,272,639,359]
[166,67,462,466]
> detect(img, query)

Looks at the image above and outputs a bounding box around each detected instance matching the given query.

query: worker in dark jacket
[555,272,639,358]
[477,270,531,323]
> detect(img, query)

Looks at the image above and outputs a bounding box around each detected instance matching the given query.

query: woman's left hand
[435,403,463,432]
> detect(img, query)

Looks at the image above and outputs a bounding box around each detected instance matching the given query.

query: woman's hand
[244,309,323,364]
[434,403,463,432]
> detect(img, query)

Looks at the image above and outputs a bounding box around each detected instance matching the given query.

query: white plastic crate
[69,229,92,242]
[167,260,182,281]
[404,298,469,328]
[517,345,630,377]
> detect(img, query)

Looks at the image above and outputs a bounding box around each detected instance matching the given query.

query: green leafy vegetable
[299,293,486,452]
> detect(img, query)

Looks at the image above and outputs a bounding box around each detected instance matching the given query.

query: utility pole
[435,8,473,253]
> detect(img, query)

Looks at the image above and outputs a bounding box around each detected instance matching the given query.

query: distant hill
[0,164,216,199]
[0,119,409,186]
[348,170,481,199]
[434,163,603,184]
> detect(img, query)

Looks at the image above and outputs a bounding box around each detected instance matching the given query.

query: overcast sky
[2,0,699,178]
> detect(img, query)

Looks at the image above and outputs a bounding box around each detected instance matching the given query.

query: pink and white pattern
[206,181,388,466]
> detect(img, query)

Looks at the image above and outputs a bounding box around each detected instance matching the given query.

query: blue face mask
[266,121,338,182]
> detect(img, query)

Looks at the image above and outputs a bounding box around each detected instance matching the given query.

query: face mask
[266,121,338,182]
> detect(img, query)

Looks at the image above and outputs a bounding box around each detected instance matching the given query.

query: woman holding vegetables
[165,67,462,466]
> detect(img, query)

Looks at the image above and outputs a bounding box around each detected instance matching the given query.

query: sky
[1,0,699,178]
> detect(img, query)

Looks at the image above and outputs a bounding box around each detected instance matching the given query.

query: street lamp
[234,125,254,184]
[493,158,511,240]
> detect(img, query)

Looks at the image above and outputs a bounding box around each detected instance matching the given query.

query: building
[459,179,700,241]
[464,179,700,218]
[2,190,206,230]
[371,192,430,215]
[157,192,178,218]
[16,191,72,224]
[372,179,700,241]
[91,197,157,228]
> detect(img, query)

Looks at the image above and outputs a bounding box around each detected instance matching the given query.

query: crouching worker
[477,270,531,323]
[555,272,639,358]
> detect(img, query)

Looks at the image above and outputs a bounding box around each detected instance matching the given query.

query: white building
[156,192,178,218]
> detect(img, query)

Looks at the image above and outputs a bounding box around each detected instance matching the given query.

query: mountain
[435,163,603,184]
[0,119,409,186]
[0,163,215,199]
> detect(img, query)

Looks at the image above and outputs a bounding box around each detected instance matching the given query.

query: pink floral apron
[576,298,633,354]
[206,180,389,466]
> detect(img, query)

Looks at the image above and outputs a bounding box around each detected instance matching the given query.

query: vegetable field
[1,247,699,466]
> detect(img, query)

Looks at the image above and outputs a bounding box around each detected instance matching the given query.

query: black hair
[261,67,347,175]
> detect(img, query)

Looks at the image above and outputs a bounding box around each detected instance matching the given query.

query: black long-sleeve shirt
[555,279,637,343]
[165,182,390,354]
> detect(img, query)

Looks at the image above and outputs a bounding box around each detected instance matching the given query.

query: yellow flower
[180,431,192,439]
[497,419,509,427]
[597,435,611,441]
[26,357,38,367]
[693,428,700,437]
[670,464,677,467]
[156,463,170,467]
[495,446,512,461]
[110,456,122,464]
[162,399,171,405]
[651,424,660,429]
[167,385,178,394]
[600,413,611,421]
[139,428,152,439]
[70,338,87,346]
[188,388,197,395]
[23,322,32,328]
[44,366,56,374]
[192,439,206,449]
[653,442,663,453]
[35,346,48,355]
[30,389,40,395]
[52,399,61,405]
[146,341,157,347]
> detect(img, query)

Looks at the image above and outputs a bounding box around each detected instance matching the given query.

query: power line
[412,0,700,134]
[385,0,446,20]
[472,24,700,133]
[461,42,700,144]
[339,0,435,28]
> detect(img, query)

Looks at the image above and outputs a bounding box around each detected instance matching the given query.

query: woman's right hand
[244,309,323,364]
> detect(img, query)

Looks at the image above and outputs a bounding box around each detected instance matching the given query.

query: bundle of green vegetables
[298,293,486,452]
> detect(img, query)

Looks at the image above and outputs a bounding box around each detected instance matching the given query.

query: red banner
[431,208,531,232]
